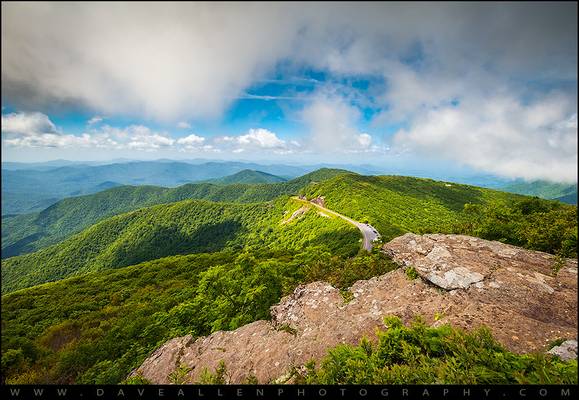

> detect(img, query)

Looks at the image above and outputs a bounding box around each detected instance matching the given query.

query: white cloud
[1,3,576,178]
[1,111,58,136]
[1,3,303,121]
[237,128,286,149]
[177,121,191,129]
[357,133,372,148]
[1,114,290,155]
[87,115,104,125]
[2,116,176,152]
[3,3,574,123]
[215,128,300,154]
[393,94,578,182]
[5,133,103,148]
[121,125,174,151]
[176,133,207,152]
[176,134,205,146]
[301,95,380,154]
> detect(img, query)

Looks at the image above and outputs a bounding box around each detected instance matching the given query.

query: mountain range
[5,159,576,217]
[1,166,576,385]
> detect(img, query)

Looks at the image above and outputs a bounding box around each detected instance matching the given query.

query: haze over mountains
[3,159,576,216]
[1,1,576,387]
[2,165,576,384]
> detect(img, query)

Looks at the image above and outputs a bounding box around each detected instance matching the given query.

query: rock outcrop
[548,340,578,361]
[133,234,577,384]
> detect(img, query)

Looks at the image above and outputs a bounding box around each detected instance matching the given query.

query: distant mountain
[206,169,287,184]
[2,169,575,387]
[1,168,351,258]
[500,180,577,204]
[6,170,573,295]
[1,160,98,170]
[1,161,312,215]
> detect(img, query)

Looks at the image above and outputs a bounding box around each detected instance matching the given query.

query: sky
[1,2,577,182]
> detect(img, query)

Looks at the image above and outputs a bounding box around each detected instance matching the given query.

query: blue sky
[1,2,577,182]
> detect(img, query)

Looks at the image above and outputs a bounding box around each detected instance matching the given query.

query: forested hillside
[1,242,396,384]
[2,196,359,293]
[300,174,577,257]
[205,169,287,184]
[2,169,350,258]
[501,180,577,205]
[2,169,577,385]
[1,160,311,215]
[4,170,577,293]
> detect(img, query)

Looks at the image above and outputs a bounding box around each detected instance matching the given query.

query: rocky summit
[133,234,578,384]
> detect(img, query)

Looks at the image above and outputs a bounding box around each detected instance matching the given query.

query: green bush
[303,316,578,384]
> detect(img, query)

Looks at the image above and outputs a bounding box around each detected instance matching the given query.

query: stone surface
[548,340,578,361]
[133,234,577,384]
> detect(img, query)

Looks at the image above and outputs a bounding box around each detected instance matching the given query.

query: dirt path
[291,197,380,251]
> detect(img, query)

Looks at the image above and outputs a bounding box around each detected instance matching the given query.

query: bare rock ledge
[133,234,577,383]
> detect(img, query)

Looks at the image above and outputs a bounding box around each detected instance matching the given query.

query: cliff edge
[133,233,577,383]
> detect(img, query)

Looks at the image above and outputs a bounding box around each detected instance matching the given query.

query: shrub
[304,316,578,384]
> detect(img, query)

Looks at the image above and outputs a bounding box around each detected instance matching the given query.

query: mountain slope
[205,169,287,184]
[2,169,350,258]
[1,246,395,384]
[133,234,578,384]
[1,160,311,215]
[2,196,360,293]
[500,180,577,204]
[555,192,578,204]
[300,174,514,239]
[299,173,577,256]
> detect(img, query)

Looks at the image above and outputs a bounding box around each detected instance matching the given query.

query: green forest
[2,169,577,384]
[2,168,349,258]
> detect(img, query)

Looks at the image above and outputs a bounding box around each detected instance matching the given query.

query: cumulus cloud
[176,134,204,146]
[216,128,297,154]
[177,121,191,129]
[301,95,380,154]
[1,3,576,180]
[2,112,176,151]
[1,3,302,121]
[122,126,174,151]
[237,128,286,149]
[1,111,58,136]
[3,133,111,149]
[1,111,292,155]
[3,3,575,121]
[393,93,578,182]
[175,133,213,152]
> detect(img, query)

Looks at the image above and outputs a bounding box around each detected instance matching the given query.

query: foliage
[123,374,152,384]
[300,174,577,257]
[302,316,578,384]
[455,198,577,257]
[1,241,395,384]
[2,168,349,257]
[168,364,193,384]
[405,266,419,280]
[205,169,287,185]
[300,249,399,289]
[2,196,359,293]
[3,168,576,386]
[300,174,514,240]
[197,361,228,384]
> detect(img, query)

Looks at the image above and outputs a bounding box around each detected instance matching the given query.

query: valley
[2,1,576,390]
[1,167,577,384]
